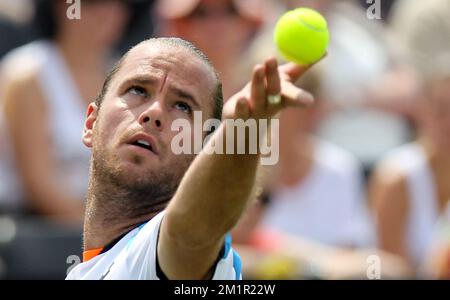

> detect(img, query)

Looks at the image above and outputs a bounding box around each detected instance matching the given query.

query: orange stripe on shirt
[83,247,103,262]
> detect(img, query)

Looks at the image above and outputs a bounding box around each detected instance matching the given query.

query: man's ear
[82,102,98,148]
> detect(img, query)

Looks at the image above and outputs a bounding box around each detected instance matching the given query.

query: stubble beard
[87,137,194,224]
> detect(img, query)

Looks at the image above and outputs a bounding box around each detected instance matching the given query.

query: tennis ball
[274,7,329,65]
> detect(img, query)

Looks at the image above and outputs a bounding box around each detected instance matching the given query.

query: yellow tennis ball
[274,7,329,65]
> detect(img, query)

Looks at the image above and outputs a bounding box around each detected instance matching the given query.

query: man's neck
[83,181,167,251]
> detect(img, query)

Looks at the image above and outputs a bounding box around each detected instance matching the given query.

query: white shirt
[261,139,374,247]
[66,211,242,280]
[380,143,439,266]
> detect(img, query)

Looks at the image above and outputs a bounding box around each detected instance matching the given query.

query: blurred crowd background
[0,0,449,279]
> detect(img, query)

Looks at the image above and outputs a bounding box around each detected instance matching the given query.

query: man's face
[83,44,216,194]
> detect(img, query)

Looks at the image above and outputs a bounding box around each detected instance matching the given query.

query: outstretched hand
[222,57,319,121]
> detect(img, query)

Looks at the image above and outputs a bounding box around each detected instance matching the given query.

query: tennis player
[66,37,315,279]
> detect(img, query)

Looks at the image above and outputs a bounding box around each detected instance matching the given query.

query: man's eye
[127,86,147,97]
[175,102,192,114]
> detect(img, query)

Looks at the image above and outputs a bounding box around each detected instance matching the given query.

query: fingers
[240,56,318,119]
[281,81,314,107]
[250,64,266,115]
[265,58,281,98]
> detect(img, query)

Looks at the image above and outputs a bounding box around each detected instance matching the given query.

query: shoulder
[1,41,44,93]
[67,211,241,280]
[1,42,50,116]
[67,211,167,280]
[1,40,50,82]
[125,211,166,253]
[375,142,425,182]
[369,145,413,214]
[2,70,46,122]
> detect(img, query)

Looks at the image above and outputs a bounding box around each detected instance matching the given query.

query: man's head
[83,37,223,210]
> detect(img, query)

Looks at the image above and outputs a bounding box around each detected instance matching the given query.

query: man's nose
[138,100,165,131]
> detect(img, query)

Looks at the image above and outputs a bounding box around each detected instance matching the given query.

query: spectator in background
[234,69,373,248]
[0,0,129,221]
[371,0,450,277]
[390,0,450,82]
[0,1,34,196]
[153,0,269,99]
[231,71,406,279]
[261,70,373,249]
[240,0,419,173]
[115,0,156,55]
[370,77,450,276]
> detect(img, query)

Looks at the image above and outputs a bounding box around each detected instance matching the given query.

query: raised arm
[158,58,315,279]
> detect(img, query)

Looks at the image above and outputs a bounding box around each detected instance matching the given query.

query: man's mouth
[132,140,154,152]
[127,133,159,155]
